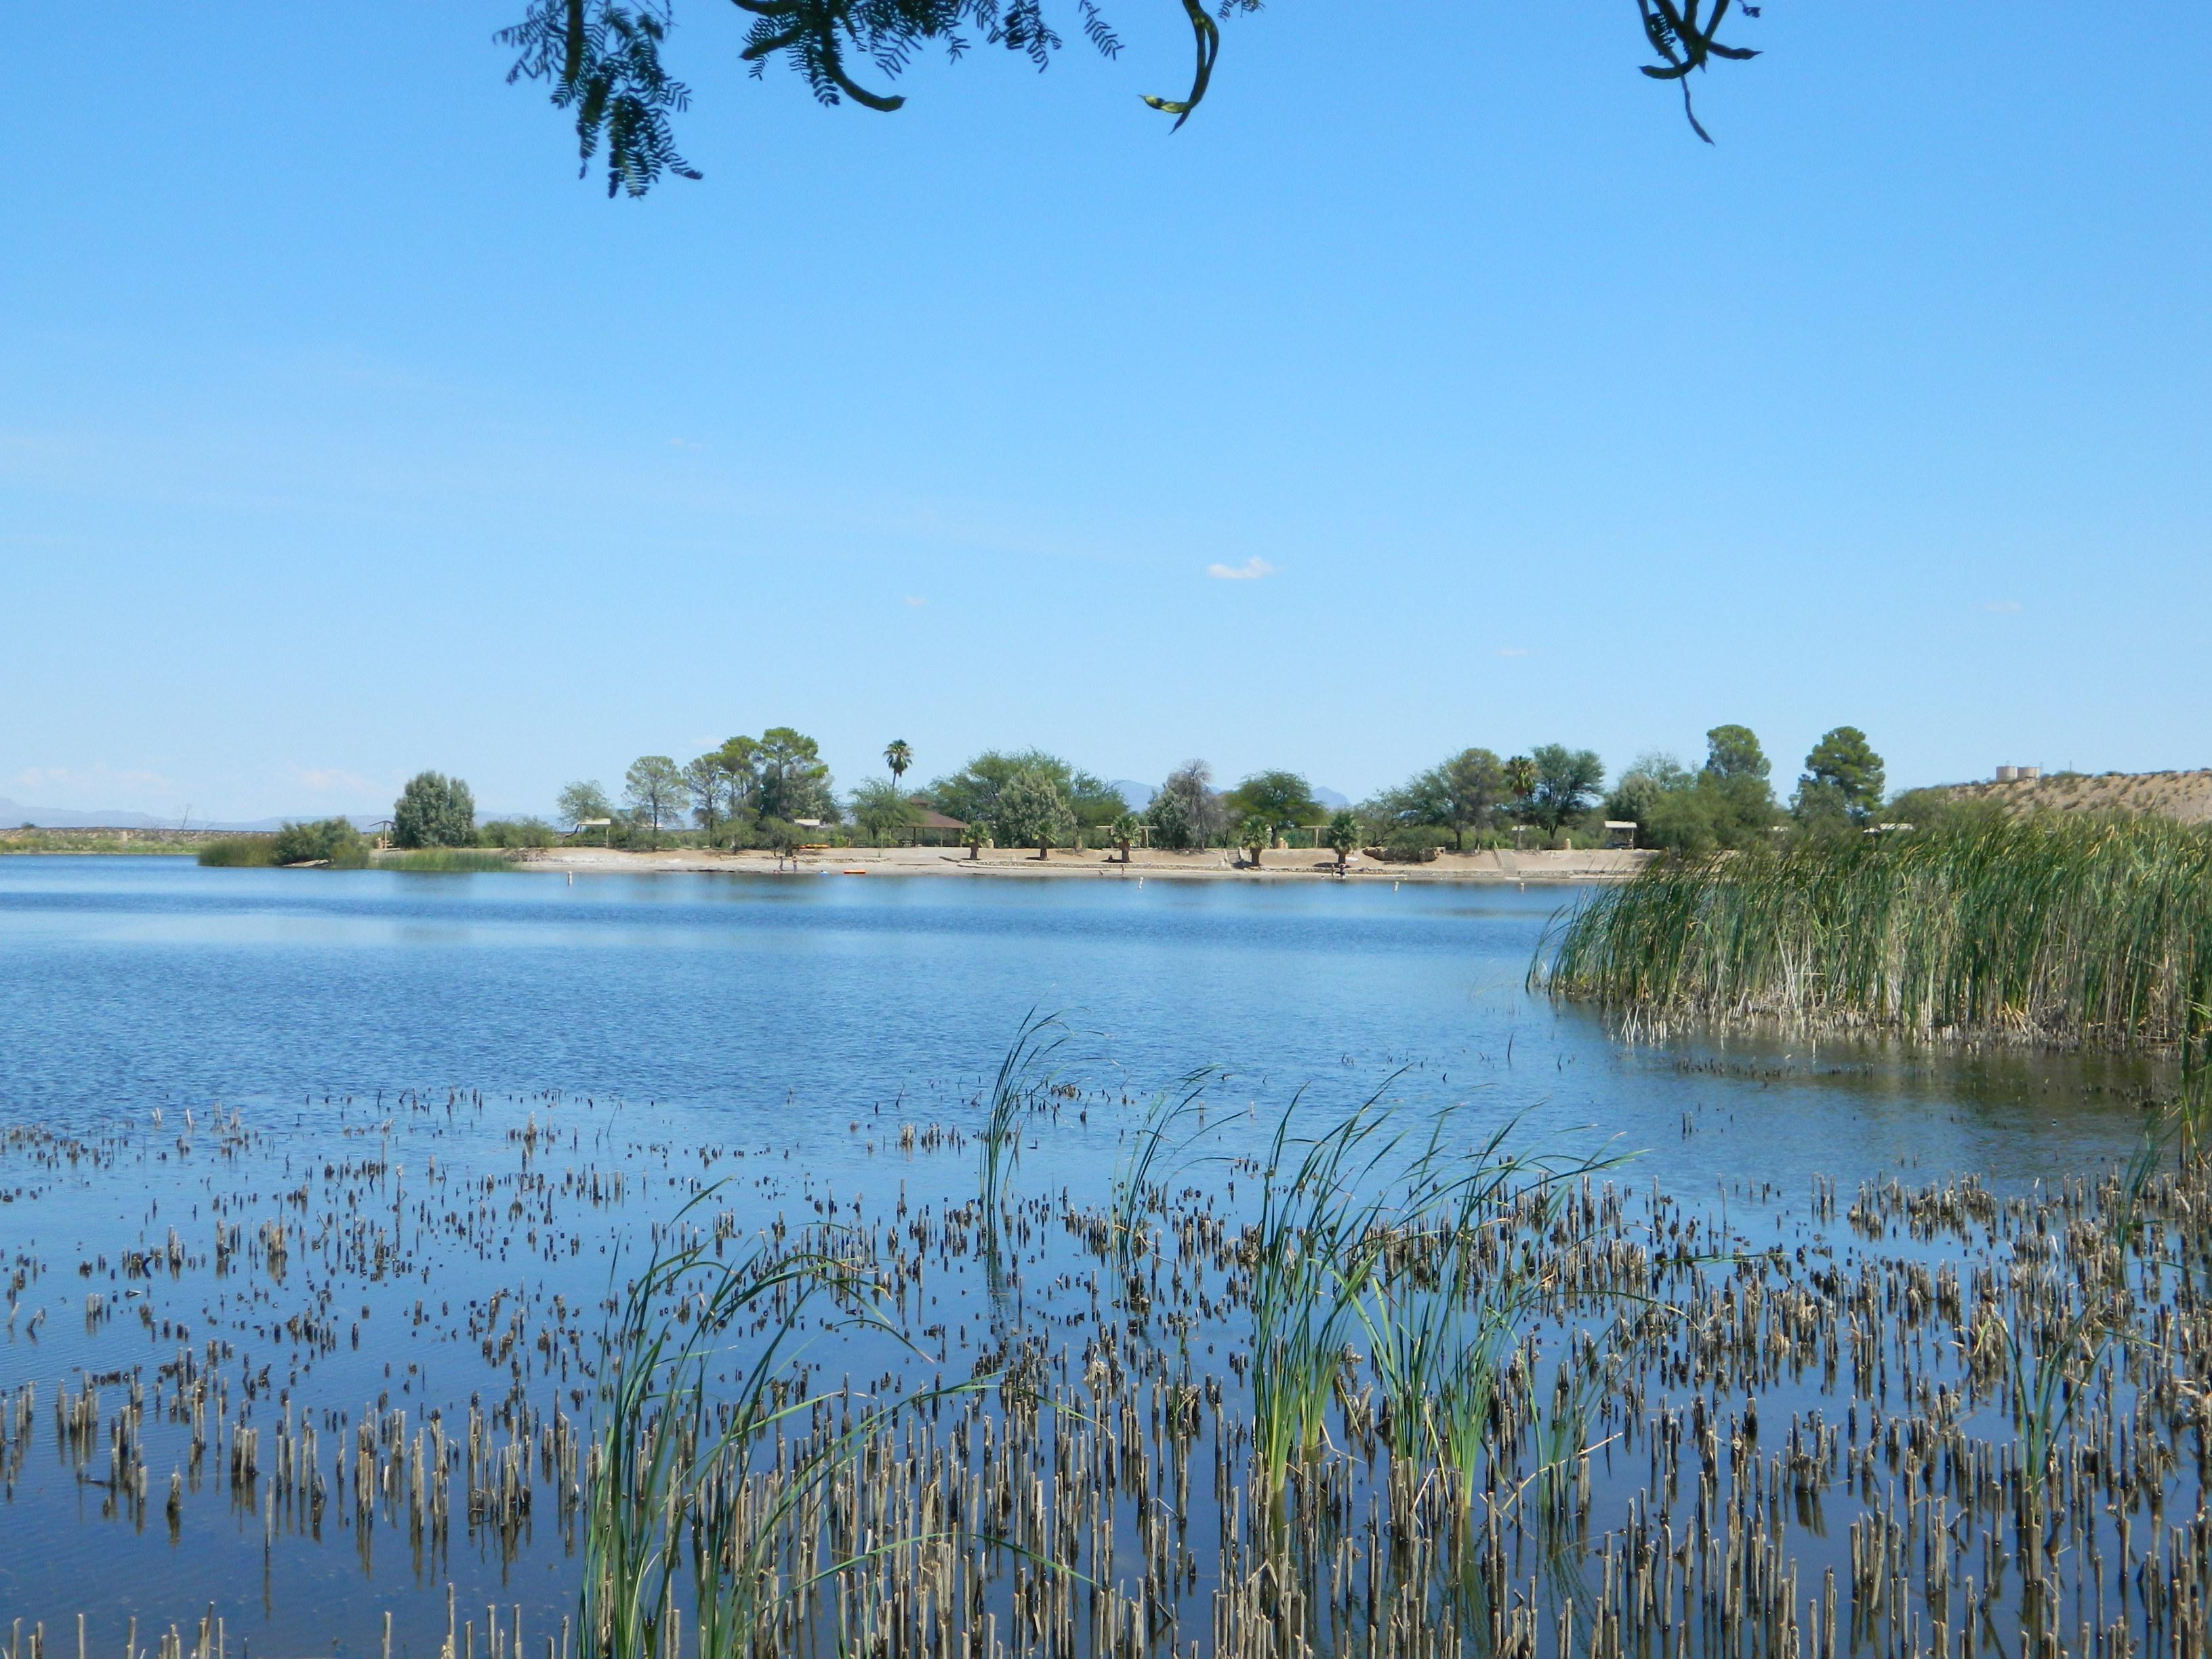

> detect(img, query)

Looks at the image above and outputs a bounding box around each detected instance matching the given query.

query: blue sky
[4,4,2207,821]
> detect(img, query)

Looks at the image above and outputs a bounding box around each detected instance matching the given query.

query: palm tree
[884,739,913,788]
[1239,815,1272,869]
[1109,811,1140,863]
[1324,810,1361,874]
[1504,754,1538,800]
[960,820,990,861]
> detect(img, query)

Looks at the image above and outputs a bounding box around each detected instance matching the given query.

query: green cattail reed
[1542,811,2212,1053]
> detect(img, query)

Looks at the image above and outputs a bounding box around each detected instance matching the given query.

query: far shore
[523,844,1654,882]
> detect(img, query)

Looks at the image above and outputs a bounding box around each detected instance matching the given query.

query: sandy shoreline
[523,845,1654,882]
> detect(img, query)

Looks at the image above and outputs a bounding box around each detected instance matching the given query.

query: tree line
[346,722,1919,861]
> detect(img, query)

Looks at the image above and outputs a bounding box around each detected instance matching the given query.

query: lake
[0,858,2194,1659]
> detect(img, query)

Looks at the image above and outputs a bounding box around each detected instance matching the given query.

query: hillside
[1941,769,2212,824]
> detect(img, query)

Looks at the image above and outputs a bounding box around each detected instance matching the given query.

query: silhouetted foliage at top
[499,0,1761,197]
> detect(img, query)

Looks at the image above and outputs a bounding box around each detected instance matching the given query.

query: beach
[523,843,1656,880]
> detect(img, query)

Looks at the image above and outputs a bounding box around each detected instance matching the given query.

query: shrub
[270,818,367,865]
[480,817,557,848]
[1372,827,1443,863]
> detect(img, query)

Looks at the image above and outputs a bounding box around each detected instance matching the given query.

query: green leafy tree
[1525,744,1605,836]
[850,779,922,844]
[1324,810,1361,872]
[624,754,687,846]
[1700,726,1779,844]
[960,819,991,860]
[884,739,913,787]
[1432,747,1506,850]
[1151,761,1225,848]
[755,727,837,823]
[392,772,477,849]
[1149,787,1192,851]
[1108,811,1140,862]
[926,750,1121,833]
[1374,748,1504,850]
[497,2,1762,200]
[1601,752,1690,832]
[713,735,763,814]
[1702,724,1770,783]
[556,779,614,832]
[1222,771,1324,840]
[1796,726,1885,827]
[759,816,803,865]
[992,769,1076,859]
[682,754,731,836]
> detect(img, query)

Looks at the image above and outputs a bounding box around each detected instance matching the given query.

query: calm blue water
[0,857,2177,1652]
[0,857,2161,1190]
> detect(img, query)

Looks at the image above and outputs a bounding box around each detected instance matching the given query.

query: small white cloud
[1496,646,1530,658]
[668,437,703,450]
[1206,557,1277,581]
[903,595,928,609]
[1982,599,2022,613]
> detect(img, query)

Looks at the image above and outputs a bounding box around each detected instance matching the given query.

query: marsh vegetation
[1544,813,2212,1052]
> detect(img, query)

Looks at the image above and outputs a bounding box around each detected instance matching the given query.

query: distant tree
[714,735,764,814]
[1152,760,1225,849]
[1700,726,1780,844]
[884,739,914,787]
[1149,787,1193,851]
[1108,811,1140,862]
[1431,747,1506,850]
[623,755,687,847]
[1367,747,1506,850]
[1796,727,1886,827]
[759,816,803,866]
[926,750,1120,832]
[1702,724,1771,782]
[1525,745,1605,836]
[850,779,922,844]
[993,769,1076,859]
[1223,771,1324,839]
[556,779,614,832]
[1503,755,1538,806]
[1601,752,1691,834]
[682,754,729,836]
[960,819,991,860]
[756,727,838,823]
[1324,810,1361,872]
[392,772,477,848]
[1237,814,1273,867]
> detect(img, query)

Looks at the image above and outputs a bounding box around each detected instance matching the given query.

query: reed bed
[1541,812,2212,1052]
[194,836,275,867]
[7,1054,2212,1659]
[374,848,523,873]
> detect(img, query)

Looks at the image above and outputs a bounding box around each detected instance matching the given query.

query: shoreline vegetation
[1543,811,2212,1054]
